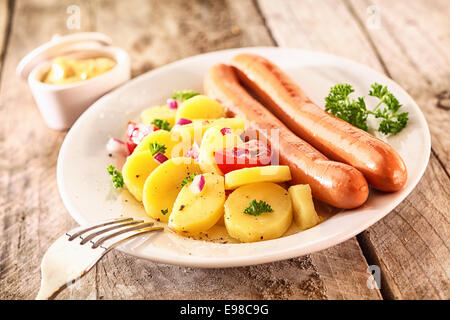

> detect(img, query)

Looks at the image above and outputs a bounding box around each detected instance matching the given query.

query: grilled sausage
[230,53,407,192]
[204,63,369,209]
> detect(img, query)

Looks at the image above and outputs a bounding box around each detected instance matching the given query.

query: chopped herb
[151,118,172,131]
[181,173,198,187]
[325,82,408,135]
[244,200,273,216]
[325,83,368,131]
[107,165,124,189]
[171,90,200,102]
[161,208,168,215]
[149,142,167,156]
[368,83,409,135]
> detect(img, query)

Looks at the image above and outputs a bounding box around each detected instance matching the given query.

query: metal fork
[36,217,164,300]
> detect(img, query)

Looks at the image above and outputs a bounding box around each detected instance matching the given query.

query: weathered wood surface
[257,0,449,299]
[0,0,9,72]
[0,0,381,300]
[0,0,447,300]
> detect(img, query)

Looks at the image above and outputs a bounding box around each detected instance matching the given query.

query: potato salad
[106,90,322,243]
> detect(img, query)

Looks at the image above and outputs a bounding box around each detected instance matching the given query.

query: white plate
[57,47,430,268]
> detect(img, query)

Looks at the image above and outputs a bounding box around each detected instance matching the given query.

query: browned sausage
[204,63,369,209]
[230,53,407,192]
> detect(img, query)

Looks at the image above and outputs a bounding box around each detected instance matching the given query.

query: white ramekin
[17,33,130,130]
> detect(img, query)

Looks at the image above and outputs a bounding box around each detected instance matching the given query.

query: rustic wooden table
[0,0,448,300]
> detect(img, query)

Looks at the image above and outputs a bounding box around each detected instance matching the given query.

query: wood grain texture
[0,0,96,300]
[93,0,274,77]
[0,0,10,73]
[257,0,449,299]
[346,0,450,299]
[0,0,380,300]
[347,0,450,173]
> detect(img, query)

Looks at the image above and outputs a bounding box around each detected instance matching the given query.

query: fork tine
[79,220,144,245]
[99,226,164,252]
[92,222,158,249]
[36,218,163,300]
[68,217,134,240]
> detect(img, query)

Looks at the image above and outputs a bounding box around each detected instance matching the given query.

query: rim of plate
[57,47,431,268]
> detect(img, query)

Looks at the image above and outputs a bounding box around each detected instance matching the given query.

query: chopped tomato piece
[126,121,158,154]
[214,140,272,175]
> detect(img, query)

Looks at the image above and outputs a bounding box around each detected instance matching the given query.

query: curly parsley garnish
[161,208,168,215]
[244,200,273,216]
[151,119,172,131]
[149,142,167,156]
[325,84,368,131]
[181,173,198,187]
[368,83,409,135]
[171,90,200,102]
[325,82,408,135]
[107,165,124,189]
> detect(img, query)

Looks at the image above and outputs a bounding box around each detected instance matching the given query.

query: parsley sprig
[151,119,172,131]
[244,200,273,216]
[181,173,198,187]
[368,83,409,135]
[149,142,167,156]
[324,84,368,131]
[325,83,408,135]
[107,165,124,189]
[172,90,200,102]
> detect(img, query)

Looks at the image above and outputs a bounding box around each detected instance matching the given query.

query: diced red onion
[106,137,129,157]
[153,152,168,164]
[232,139,268,158]
[189,174,206,194]
[167,99,178,110]
[185,142,200,160]
[176,118,192,126]
[131,124,153,145]
[220,127,231,135]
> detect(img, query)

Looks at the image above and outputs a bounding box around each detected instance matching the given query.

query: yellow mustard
[42,56,116,85]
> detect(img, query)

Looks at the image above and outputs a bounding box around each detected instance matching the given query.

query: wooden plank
[86,239,373,300]
[93,0,274,77]
[346,0,450,299]
[257,0,450,299]
[0,0,10,72]
[0,0,380,300]
[257,0,386,70]
[358,156,450,299]
[346,0,450,173]
[0,0,97,299]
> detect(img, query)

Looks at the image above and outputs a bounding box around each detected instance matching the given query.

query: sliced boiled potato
[122,151,159,202]
[198,127,243,175]
[224,166,291,190]
[133,129,183,157]
[288,184,321,230]
[224,182,292,242]
[168,173,225,235]
[175,95,225,122]
[142,157,202,222]
[172,117,245,145]
[141,105,176,127]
